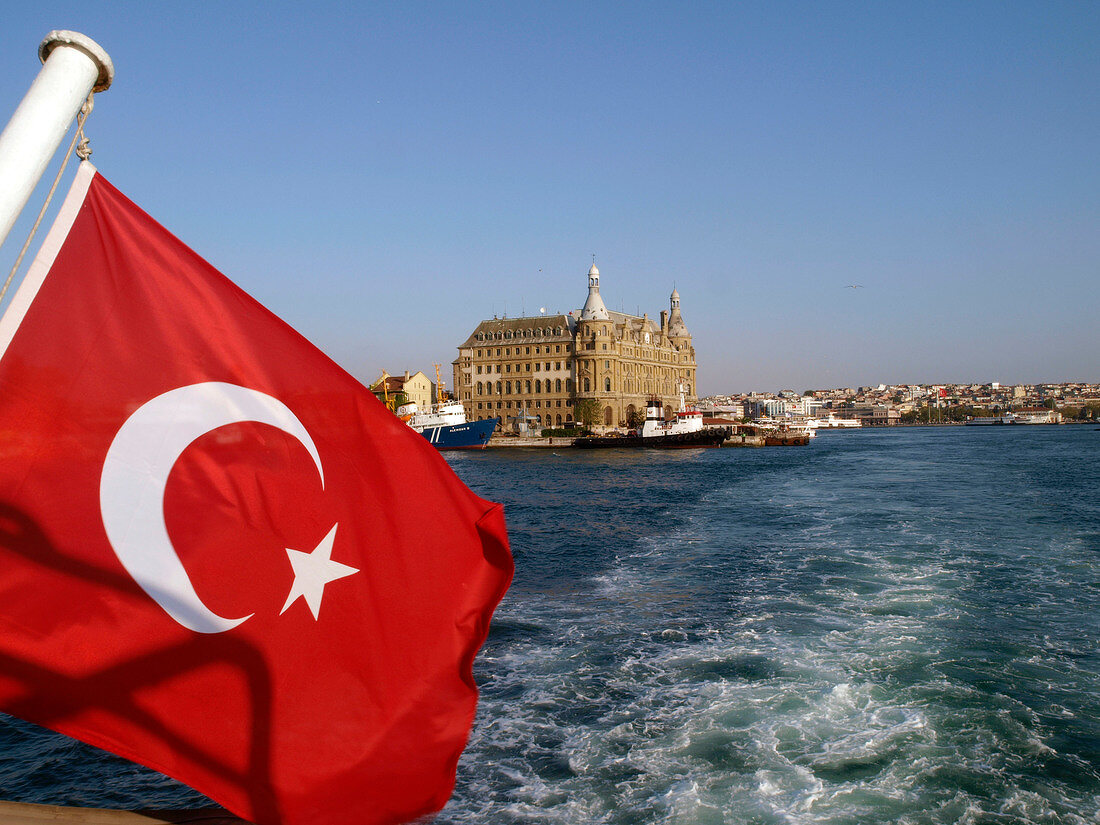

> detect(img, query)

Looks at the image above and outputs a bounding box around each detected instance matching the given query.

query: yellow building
[453,265,697,430]
[369,370,435,411]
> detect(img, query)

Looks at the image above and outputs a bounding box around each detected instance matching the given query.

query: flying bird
[845,284,864,289]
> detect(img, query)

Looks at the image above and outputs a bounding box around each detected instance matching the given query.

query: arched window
[535,379,541,393]
[605,378,611,392]
[555,379,562,392]
[476,382,483,394]
[566,378,574,392]
[556,414,562,426]
[604,406,613,426]
[584,378,591,392]
[496,381,502,395]
[505,381,512,394]
[526,380,532,393]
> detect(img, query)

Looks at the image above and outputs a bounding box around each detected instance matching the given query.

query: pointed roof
[580,263,610,321]
[667,287,689,338]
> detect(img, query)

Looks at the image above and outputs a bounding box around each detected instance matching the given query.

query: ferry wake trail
[443,427,1100,824]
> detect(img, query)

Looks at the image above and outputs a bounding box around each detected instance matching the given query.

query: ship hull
[418,417,498,450]
[573,428,729,449]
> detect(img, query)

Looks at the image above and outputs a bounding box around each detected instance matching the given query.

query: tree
[574,398,601,428]
[626,407,646,429]
[386,391,409,413]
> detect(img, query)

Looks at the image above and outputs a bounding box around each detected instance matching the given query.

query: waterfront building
[369,370,435,410]
[452,265,697,430]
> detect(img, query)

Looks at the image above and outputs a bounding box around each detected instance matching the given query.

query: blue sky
[1,2,1097,394]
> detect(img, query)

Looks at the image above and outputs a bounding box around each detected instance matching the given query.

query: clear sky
[1,2,1097,395]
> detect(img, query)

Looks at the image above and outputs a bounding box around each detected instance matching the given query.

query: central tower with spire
[579,264,610,321]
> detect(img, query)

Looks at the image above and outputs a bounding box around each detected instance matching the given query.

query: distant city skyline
[1,2,1097,395]
[703,379,1100,397]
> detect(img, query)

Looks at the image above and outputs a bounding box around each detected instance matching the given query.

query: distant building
[847,402,900,426]
[369,370,434,410]
[453,264,697,430]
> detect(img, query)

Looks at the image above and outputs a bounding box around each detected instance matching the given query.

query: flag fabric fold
[0,161,512,825]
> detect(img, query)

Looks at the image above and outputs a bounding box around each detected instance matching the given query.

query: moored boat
[397,400,498,450]
[810,414,862,429]
[573,391,729,449]
[393,365,499,450]
[965,410,1057,426]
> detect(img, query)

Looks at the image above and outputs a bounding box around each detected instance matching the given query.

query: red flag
[0,162,512,825]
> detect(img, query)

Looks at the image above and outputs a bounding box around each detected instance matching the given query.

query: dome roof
[581,262,609,320]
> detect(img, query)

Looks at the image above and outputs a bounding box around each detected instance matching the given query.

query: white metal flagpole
[0,30,113,249]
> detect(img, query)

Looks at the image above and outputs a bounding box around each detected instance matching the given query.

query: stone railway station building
[453,265,697,430]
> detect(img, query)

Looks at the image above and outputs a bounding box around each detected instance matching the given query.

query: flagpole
[0,30,113,249]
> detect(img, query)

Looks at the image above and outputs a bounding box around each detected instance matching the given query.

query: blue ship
[418,416,499,450]
[398,399,499,450]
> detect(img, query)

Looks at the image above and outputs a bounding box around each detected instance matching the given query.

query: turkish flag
[0,162,512,824]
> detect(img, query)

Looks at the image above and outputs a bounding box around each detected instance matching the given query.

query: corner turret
[666,287,689,342]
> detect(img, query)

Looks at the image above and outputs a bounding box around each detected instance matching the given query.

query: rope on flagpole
[0,92,94,307]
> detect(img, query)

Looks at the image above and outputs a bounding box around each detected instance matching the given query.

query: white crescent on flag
[99,382,325,633]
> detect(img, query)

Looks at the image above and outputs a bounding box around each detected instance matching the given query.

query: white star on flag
[281,524,358,619]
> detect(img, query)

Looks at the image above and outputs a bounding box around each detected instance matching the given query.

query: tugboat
[573,389,729,449]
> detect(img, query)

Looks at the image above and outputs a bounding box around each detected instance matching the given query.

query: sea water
[3,427,1099,823]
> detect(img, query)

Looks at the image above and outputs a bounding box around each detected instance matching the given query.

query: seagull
[845,284,864,289]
